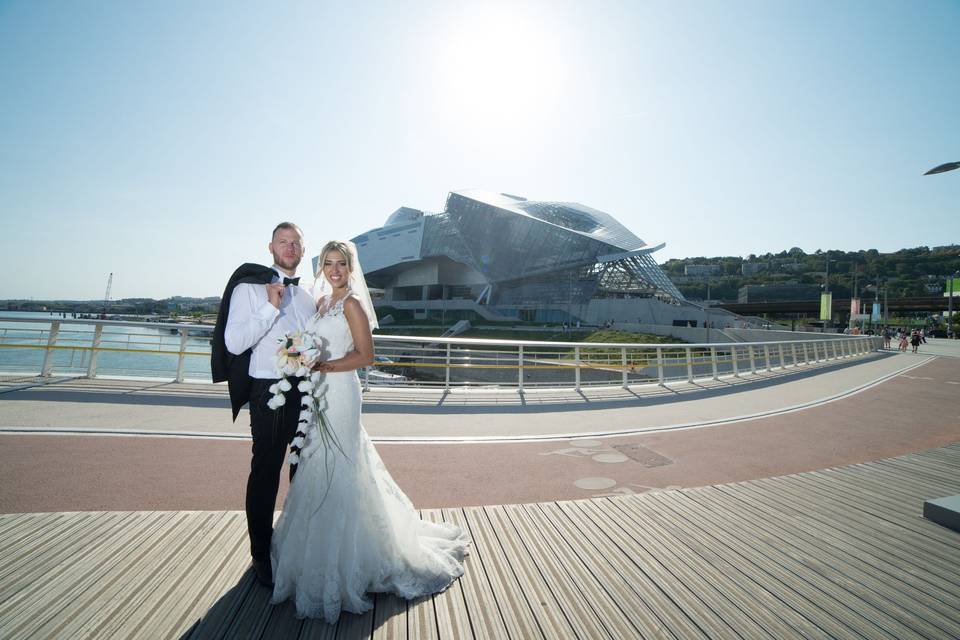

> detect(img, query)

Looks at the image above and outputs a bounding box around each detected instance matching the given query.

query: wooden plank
[501,503,614,639]
[637,488,856,639]
[371,592,407,640]
[626,490,905,640]
[723,481,960,591]
[549,500,704,639]
[183,573,257,640]
[659,489,960,639]
[698,485,960,629]
[877,454,960,482]
[841,461,960,501]
[404,591,436,640]
[332,604,374,640]
[765,474,960,555]
[404,509,438,640]
[573,499,741,639]
[871,458,960,492]
[103,512,255,640]
[481,504,577,638]
[71,511,222,639]
[421,508,472,640]
[0,512,125,597]
[441,508,509,640]
[76,512,247,638]
[817,465,956,505]
[458,506,544,638]
[612,494,825,640]
[522,502,670,639]
[815,460,958,506]
[0,511,181,639]
[298,615,341,640]
[262,600,309,640]
[218,569,277,640]
[900,448,960,470]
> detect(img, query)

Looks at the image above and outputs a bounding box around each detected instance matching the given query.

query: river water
[0,311,214,381]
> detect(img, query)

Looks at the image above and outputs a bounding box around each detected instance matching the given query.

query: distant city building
[339,189,726,327]
[684,264,721,277]
[741,262,769,275]
[738,284,822,303]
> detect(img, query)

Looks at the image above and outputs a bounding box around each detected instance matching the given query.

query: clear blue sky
[1,0,957,300]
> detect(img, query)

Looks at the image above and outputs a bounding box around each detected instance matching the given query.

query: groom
[211,222,316,587]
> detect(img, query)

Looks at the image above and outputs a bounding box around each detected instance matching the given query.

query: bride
[269,240,470,623]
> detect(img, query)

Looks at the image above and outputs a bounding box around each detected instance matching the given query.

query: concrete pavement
[1,348,958,512]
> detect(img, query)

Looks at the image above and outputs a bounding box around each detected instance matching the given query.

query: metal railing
[0,316,883,389]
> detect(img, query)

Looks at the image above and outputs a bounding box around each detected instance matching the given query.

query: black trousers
[246,377,303,562]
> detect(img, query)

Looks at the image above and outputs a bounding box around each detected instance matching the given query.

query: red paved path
[1,358,958,513]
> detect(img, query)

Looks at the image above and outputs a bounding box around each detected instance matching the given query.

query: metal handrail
[0,316,884,388]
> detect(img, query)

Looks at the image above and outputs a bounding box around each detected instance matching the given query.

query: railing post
[445,343,451,390]
[517,345,524,392]
[685,347,693,382]
[748,345,757,374]
[86,324,104,378]
[801,342,809,365]
[175,327,189,382]
[778,344,785,370]
[621,347,628,389]
[41,321,60,377]
[574,346,581,391]
[791,342,798,367]
[763,345,771,372]
[656,347,664,385]
[731,345,739,377]
[710,346,718,380]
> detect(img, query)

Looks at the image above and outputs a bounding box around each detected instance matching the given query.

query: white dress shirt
[224,266,317,379]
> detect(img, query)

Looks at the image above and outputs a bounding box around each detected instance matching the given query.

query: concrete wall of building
[620,323,853,344]
[437,259,488,285]
[583,297,714,327]
[390,260,440,287]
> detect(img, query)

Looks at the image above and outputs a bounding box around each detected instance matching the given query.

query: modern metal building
[349,190,708,325]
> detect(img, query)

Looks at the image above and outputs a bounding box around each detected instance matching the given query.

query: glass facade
[354,190,684,320]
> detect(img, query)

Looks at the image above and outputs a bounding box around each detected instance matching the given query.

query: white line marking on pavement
[0,356,937,445]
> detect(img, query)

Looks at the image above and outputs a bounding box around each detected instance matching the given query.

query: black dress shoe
[251,558,274,588]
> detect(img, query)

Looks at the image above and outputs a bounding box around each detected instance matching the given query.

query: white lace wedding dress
[270,295,470,623]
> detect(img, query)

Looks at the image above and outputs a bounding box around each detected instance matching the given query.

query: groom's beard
[273,254,302,273]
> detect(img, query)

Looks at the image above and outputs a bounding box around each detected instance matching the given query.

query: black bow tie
[282,277,300,287]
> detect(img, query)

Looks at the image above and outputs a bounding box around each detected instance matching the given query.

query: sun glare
[433,6,568,133]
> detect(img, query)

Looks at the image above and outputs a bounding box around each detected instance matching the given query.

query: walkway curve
[1,352,958,512]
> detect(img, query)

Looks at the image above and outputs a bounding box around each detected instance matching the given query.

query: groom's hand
[266,283,285,309]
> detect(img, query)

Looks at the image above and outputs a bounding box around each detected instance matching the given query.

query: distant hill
[662,245,960,302]
[0,296,220,315]
[3,245,959,310]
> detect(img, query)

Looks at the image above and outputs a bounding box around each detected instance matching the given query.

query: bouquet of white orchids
[267,331,342,470]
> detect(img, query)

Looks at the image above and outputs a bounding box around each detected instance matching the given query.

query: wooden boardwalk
[2,444,959,639]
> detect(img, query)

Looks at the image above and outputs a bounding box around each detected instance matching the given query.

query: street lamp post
[823,257,836,332]
[949,271,959,339]
[704,277,711,343]
[924,162,960,175]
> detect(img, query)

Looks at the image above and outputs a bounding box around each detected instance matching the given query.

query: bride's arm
[315,297,374,373]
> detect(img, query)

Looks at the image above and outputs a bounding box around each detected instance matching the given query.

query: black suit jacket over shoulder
[211,263,277,421]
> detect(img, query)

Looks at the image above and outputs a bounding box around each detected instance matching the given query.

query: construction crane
[100,273,113,319]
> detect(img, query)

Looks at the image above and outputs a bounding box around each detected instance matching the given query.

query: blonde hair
[317,241,354,276]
